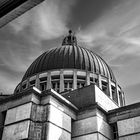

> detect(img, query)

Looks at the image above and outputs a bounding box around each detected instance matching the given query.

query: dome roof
[22,44,116,82]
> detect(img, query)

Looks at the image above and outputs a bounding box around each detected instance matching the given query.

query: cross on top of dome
[62,30,77,46]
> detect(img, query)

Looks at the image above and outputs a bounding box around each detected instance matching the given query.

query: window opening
[112,85,118,103]
[111,123,118,140]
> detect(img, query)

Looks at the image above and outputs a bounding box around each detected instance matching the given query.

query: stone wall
[0,89,77,140]
[118,116,140,140]
[2,103,32,140]
[72,107,112,140]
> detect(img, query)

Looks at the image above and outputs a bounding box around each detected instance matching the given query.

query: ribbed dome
[15,31,124,107]
[22,45,116,82]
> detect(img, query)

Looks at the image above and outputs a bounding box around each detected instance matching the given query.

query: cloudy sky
[0,0,140,105]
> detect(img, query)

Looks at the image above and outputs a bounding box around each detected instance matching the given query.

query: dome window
[22,83,27,90]
[29,80,35,87]
[111,85,118,103]
[52,81,60,93]
[102,81,108,96]
[90,77,94,84]
[119,91,123,106]
[64,81,73,91]
[77,75,86,88]
[95,78,99,86]
[64,74,73,91]
[40,77,47,91]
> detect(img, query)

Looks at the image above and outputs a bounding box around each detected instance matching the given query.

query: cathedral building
[0,31,140,140]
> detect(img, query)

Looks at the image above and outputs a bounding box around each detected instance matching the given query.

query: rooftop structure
[15,31,125,107]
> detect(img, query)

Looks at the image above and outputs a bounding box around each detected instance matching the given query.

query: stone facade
[0,85,140,140]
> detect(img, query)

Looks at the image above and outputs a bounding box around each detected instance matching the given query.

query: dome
[15,31,124,107]
[22,45,115,82]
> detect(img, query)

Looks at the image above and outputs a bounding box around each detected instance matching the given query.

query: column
[35,74,40,89]
[26,78,30,88]
[60,69,64,92]
[98,74,102,89]
[122,92,125,106]
[86,72,90,86]
[116,83,120,106]
[92,73,95,83]
[47,72,51,89]
[108,78,112,99]
[73,70,77,89]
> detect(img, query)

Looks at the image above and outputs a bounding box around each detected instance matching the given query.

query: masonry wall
[0,89,77,140]
[72,107,112,140]
[29,102,72,140]
[108,102,140,140]
[117,116,140,140]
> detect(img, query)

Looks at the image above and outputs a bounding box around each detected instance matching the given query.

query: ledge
[0,0,44,27]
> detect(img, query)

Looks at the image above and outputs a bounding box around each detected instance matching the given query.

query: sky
[0,0,140,105]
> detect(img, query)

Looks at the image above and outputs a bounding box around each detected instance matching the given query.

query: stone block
[31,104,48,122]
[5,103,32,125]
[29,121,43,140]
[2,120,30,140]
[95,86,118,111]
[97,116,112,139]
[41,95,76,120]
[119,133,140,140]
[118,116,140,137]
[72,133,98,140]
[72,116,98,137]
[77,108,97,120]
[98,133,110,140]
[48,104,71,132]
[46,122,71,140]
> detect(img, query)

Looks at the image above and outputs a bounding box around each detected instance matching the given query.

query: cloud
[9,0,75,41]
[76,0,140,95]
[77,0,140,59]
[0,39,42,73]
[0,70,18,94]
[0,38,43,94]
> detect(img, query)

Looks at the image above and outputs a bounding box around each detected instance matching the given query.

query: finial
[62,30,77,46]
[69,30,72,35]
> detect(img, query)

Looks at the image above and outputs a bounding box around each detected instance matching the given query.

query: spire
[62,30,77,46]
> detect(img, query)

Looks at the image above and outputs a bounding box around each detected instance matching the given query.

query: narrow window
[90,77,94,84]
[102,81,108,96]
[22,83,27,90]
[112,86,118,103]
[119,91,123,106]
[111,123,118,140]
[40,77,47,91]
[95,78,98,86]
[29,80,35,87]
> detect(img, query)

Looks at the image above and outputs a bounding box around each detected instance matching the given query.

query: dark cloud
[69,0,121,29]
